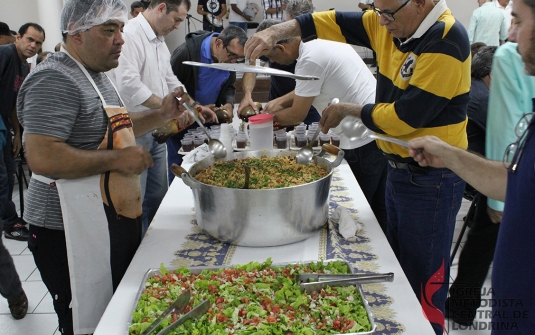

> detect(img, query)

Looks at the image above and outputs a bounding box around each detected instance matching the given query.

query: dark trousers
[28,225,74,335]
[0,220,24,301]
[447,194,500,322]
[343,142,388,232]
[0,135,19,230]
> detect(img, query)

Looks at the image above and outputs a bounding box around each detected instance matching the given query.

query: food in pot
[194,156,328,189]
[128,259,372,334]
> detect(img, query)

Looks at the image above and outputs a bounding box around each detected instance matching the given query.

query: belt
[388,160,429,174]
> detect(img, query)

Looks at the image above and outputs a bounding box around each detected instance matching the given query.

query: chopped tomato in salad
[129,259,372,334]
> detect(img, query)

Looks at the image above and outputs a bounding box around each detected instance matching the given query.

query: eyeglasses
[371,0,411,21]
[225,46,245,62]
[503,112,534,173]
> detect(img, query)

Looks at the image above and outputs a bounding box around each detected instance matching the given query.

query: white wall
[2,0,478,53]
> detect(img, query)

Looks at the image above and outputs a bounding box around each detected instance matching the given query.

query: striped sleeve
[18,68,81,141]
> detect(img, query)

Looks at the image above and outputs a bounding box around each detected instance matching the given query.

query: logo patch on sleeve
[400,53,417,81]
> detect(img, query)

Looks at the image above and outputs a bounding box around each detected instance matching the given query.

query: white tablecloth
[94,160,434,334]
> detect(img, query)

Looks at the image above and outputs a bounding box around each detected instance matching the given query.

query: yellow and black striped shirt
[296,6,471,161]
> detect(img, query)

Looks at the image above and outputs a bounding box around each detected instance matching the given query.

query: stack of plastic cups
[193,137,204,148]
[180,138,193,152]
[307,124,319,147]
[294,125,306,147]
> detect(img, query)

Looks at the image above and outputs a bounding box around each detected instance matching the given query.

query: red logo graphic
[421,260,446,333]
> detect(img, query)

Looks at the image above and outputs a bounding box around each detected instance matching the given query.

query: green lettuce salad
[129,259,372,334]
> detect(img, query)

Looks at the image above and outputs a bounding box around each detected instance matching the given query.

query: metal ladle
[296,98,339,164]
[176,97,227,159]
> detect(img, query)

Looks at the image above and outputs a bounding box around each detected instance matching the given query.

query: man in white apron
[16,0,190,334]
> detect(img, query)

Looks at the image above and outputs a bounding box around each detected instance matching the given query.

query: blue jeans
[137,132,169,235]
[343,142,388,232]
[385,165,465,335]
[0,135,19,231]
[229,22,248,32]
[0,219,23,301]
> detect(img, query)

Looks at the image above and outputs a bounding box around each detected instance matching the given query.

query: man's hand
[12,132,21,158]
[238,96,257,115]
[244,14,253,21]
[409,136,450,169]
[487,206,503,224]
[113,146,154,175]
[263,98,284,114]
[160,90,186,121]
[197,105,218,123]
[244,27,277,61]
[318,102,356,134]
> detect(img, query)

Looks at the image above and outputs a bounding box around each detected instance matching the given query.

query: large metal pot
[174,148,344,247]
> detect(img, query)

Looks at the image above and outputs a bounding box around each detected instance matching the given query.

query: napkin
[183,143,211,164]
[331,206,363,242]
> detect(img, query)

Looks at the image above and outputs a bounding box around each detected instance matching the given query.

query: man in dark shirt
[0,22,16,45]
[197,0,227,32]
[0,22,45,241]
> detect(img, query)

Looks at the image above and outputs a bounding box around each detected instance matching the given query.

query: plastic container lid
[248,114,274,125]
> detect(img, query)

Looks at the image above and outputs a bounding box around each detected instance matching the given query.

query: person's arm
[468,12,476,44]
[238,72,257,114]
[9,107,21,157]
[269,95,315,126]
[217,3,227,20]
[114,33,157,110]
[409,136,507,201]
[197,4,209,16]
[263,91,295,113]
[231,4,252,20]
[129,90,189,136]
[25,133,154,179]
[499,15,507,45]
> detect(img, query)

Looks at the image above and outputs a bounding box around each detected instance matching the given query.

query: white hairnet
[61,0,128,35]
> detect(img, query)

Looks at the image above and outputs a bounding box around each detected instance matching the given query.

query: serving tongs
[297,272,394,293]
[140,289,191,335]
[155,298,211,335]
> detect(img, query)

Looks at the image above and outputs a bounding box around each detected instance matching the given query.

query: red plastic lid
[248,114,274,124]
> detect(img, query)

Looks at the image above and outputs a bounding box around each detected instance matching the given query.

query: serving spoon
[296,98,339,164]
[176,97,227,159]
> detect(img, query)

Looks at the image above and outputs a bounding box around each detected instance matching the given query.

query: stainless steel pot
[174,148,344,247]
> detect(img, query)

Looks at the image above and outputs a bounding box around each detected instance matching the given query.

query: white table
[94,160,434,334]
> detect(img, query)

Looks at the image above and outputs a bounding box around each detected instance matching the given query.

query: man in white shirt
[111,0,215,233]
[257,19,388,232]
[495,0,513,30]
[229,0,252,32]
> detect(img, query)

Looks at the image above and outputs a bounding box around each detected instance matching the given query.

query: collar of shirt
[400,0,447,46]
[201,33,219,63]
[137,13,165,44]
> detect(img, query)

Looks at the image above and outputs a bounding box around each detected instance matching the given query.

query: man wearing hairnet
[16,0,187,333]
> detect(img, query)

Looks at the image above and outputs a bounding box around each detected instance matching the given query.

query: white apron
[33,50,142,334]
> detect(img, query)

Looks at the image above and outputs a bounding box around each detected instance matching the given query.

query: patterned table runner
[171,172,405,334]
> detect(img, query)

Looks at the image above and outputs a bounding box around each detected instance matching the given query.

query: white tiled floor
[1,164,491,335]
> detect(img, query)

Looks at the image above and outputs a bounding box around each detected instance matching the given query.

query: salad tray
[127,259,377,334]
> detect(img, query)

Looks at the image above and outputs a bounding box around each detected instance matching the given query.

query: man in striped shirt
[469,0,508,46]
[262,0,286,19]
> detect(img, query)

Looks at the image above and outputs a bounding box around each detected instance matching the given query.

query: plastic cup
[319,134,331,146]
[308,134,319,147]
[193,138,204,148]
[296,135,307,148]
[181,138,193,152]
[235,135,247,149]
[275,135,287,149]
[331,134,341,147]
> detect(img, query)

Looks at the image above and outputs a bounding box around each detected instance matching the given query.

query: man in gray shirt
[17,0,187,333]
